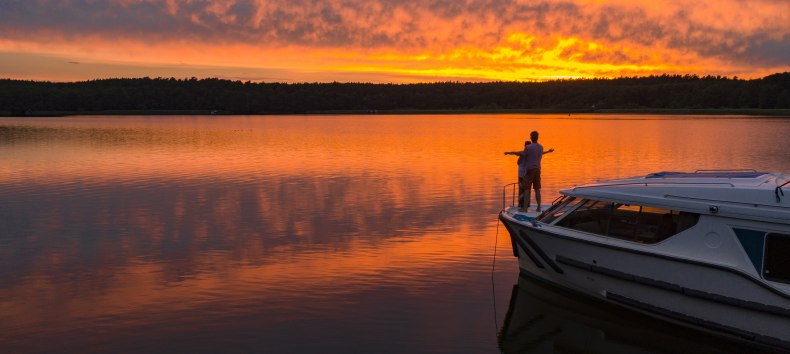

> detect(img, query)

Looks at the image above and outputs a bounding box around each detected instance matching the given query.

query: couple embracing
[504,131,554,212]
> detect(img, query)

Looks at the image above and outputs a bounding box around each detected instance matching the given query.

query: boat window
[537,196,567,219]
[764,233,790,284]
[538,197,582,224]
[555,200,613,235]
[676,212,700,234]
[555,199,700,243]
[608,204,641,239]
[634,208,699,243]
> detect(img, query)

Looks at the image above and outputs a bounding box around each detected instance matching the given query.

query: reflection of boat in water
[498,171,790,351]
[499,275,773,353]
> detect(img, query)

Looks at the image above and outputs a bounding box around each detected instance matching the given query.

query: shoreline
[2,108,790,117]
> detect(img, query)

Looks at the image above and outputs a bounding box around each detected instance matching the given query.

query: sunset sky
[1,0,788,83]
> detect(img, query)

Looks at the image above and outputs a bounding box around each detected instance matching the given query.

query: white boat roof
[561,171,790,224]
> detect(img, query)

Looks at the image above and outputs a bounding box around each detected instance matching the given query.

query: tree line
[1,73,789,115]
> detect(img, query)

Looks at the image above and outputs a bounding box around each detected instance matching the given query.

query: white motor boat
[498,171,790,350]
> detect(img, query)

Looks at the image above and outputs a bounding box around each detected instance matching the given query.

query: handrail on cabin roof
[571,181,736,190]
[665,194,790,209]
[647,171,767,179]
[694,169,757,173]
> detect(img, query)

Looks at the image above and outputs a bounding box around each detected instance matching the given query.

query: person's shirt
[524,142,544,170]
[517,154,527,177]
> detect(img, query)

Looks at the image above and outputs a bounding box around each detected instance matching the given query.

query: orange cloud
[0,0,787,82]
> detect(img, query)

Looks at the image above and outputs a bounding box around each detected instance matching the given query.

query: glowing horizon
[0,0,788,83]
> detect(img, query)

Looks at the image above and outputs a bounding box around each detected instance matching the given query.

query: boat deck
[503,205,549,221]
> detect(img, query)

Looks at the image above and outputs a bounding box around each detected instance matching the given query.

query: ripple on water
[1,115,789,353]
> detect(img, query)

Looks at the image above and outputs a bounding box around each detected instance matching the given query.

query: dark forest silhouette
[1,73,789,115]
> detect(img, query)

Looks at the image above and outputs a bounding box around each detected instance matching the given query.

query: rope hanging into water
[491,215,501,337]
[492,219,500,275]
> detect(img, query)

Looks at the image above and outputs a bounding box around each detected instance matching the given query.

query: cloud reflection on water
[1,114,790,353]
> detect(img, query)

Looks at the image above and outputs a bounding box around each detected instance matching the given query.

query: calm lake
[1,114,789,353]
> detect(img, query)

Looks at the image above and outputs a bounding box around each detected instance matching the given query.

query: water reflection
[499,275,774,353]
[1,115,789,353]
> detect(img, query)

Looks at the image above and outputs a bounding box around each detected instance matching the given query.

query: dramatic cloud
[0,0,787,82]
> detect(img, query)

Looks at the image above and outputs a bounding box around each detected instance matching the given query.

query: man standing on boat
[504,131,553,212]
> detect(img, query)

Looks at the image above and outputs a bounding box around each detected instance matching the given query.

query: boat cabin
[538,196,700,244]
[529,171,790,285]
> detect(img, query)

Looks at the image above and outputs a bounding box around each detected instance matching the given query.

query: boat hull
[499,274,772,353]
[499,210,790,350]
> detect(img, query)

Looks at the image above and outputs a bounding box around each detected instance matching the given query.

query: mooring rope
[491,214,501,337]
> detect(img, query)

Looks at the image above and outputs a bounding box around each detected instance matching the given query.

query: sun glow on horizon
[0,0,787,83]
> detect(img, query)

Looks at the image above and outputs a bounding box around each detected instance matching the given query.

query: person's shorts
[524,168,541,189]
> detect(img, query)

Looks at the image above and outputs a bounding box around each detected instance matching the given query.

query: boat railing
[572,181,736,190]
[503,184,565,211]
[503,182,518,209]
[694,169,757,173]
[665,194,790,209]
